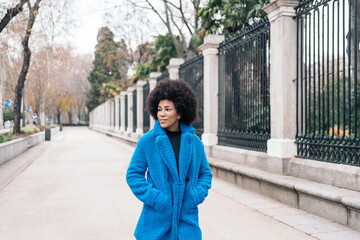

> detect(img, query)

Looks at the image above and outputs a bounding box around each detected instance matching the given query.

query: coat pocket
[192,185,207,205]
[153,192,172,212]
[181,187,198,208]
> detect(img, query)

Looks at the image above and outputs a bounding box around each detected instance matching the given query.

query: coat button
[185,178,189,182]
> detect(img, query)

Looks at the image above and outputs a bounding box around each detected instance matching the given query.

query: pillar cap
[167,58,184,71]
[199,34,225,51]
[137,80,147,87]
[149,72,162,79]
[127,87,136,92]
[263,0,298,22]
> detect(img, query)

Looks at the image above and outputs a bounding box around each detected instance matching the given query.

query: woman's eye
[166,109,171,112]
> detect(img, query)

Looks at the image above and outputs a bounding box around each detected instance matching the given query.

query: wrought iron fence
[179,54,204,137]
[125,94,128,130]
[113,99,115,128]
[218,17,271,152]
[296,0,360,165]
[143,82,150,133]
[133,88,137,132]
[157,71,169,82]
[118,98,121,129]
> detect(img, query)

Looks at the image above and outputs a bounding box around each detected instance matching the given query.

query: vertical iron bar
[337,0,341,140]
[301,16,304,137]
[354,0,358,139]
[342,0,347,140]
[297,15,300,139]
[322,5,325,137]
[327,4,330,137]
[305,14,309,137]
[313,10,316,137]
[332,1,335,138]
[317,9,321,137]
[348,0,352,138]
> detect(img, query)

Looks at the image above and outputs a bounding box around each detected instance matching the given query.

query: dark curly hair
[146,79,198,125]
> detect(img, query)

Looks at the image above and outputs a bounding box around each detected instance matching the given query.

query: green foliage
[303,75,360,138]
[86,27,127,111]
[0,133,14,144]
[151,35,179,72]
[132,34,178,82]
[99,82,122,103]
[3,109,14,122]
[198,0,269,36]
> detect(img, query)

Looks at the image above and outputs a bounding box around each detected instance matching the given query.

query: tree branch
[163,0,182,57]
[0,0,29,33]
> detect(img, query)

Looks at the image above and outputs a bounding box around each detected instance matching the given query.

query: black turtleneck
[166,129,181,172]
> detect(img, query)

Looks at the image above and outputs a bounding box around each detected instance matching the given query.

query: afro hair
[146,79,198,125]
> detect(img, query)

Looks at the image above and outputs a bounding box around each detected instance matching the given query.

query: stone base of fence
[89,126,137,147]
[207,145,360,232]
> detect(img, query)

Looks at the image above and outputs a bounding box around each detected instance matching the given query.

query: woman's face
[157,99,181,131]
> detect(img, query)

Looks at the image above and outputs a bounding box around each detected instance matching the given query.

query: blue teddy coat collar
[151,120,195,183]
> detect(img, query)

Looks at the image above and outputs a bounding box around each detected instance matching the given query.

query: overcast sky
[72,0,111,55]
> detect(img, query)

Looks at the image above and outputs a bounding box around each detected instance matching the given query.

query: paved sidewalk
[0,127,358,240]
[210,179,360,240]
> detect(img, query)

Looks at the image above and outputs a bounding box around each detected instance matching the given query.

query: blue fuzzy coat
[126,120,213,240]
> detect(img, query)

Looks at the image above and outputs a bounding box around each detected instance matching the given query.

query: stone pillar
[199,34,224,146]
[103,102,107,130]
[149,72,161,129]
[127,87,135,134]
[120,92,126,133]
[107,100,111,131]
[264,0,298,174]
[167,58,184,80]
[136,81,147,136]
[114,95,120,132]
[102,104,106,129]
[110,100,114,131]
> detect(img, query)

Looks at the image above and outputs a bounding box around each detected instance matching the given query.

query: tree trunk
[0,0,29,33]
[68,112,72,124]
[57,113,61,124]
[13,0,42,134]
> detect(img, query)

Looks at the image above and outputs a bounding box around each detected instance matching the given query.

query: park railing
[295,0,360,165]
[90,0,359,168]
[124,94,128,131]
[143,82,150,133]
[217,17,271,152]
[179,54,204,137]
[157,71,169,82]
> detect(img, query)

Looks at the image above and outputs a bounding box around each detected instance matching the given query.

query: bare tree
[0,0,29,33]
[13,0,41,133]
[116,0,201,60]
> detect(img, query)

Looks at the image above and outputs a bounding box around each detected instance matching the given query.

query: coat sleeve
[126,141,167,209]
[193,145,213,205]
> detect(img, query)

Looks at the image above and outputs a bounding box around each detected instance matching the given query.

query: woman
[126,79,212,240]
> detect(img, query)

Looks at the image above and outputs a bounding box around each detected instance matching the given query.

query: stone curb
[208,157,360,231]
